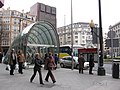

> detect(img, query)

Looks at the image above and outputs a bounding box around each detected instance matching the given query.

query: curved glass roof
[6,21,59,62]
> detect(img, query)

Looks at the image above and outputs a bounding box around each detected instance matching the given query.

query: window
[75,32,78,35]
[75,36,78,39]
[82,36,85,39]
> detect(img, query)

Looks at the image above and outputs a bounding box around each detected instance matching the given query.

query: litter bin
[112,60,120,79]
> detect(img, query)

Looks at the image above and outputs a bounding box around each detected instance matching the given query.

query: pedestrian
[0,52,3,63]
[78,54,85,74]
[9,49,17,75]
[44,53,49,70]
[45,52,56,83]
[89,54,94,74]
[17,49,25,74]
[53,54,59,69]
[30,53,44,85]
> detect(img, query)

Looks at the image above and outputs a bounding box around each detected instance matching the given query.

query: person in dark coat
[0,52,3,63]
[53,54,59,69]
[44,53,49,70]
[30,53,44,85]
[9,49,17,75]
[89,55,94,74]
[45,52,56,83]
[78,54,85,74]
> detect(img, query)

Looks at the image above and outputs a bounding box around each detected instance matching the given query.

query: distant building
[0,8,35,53]
[30,2,56,29]
[57,22,98,48]
[108,24,120,56]
[0,0,4,8]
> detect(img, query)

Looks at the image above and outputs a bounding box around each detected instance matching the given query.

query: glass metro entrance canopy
[5,21,59,63]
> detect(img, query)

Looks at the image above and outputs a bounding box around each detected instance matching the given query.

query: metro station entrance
[4,21,59,64]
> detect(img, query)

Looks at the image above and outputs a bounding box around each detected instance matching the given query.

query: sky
[3,0,120,33]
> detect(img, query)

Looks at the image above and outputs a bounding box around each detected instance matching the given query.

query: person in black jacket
[0,52,3,63]
[9,49,17,75]
[30,53,44,85]
[78,54,85,74]
[89,54,94,74]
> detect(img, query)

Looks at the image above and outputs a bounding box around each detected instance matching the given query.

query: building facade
[0,8,35,53]
[30,2,56,29]
[108,24,120,56]
[57,22,97,48]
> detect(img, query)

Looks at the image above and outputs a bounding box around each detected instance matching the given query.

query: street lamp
[97,0,105,75]
[89,20,105,76]
[90,0,105,75]
[89,20,95,33]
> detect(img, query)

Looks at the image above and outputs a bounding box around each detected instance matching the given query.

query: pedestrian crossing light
[89,20,95,33]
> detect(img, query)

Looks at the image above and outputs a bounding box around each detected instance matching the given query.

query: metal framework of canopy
[5,21,59,63]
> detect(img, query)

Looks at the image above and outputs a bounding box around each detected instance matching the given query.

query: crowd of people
[9,49,25,75]
[78,53,95,74]
[5,48,58,85]
[0,48,95,85]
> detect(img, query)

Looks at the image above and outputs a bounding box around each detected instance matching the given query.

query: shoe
[30,80,32,83]
[89,73,93,75]
[53,81,56,84]
[10,74,14,75]
[45,79,48,82]
[20,72,23,74]
[40,83,44,85]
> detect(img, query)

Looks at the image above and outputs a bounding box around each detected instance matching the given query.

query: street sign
[108,31,116,39]
[78,48,97,53]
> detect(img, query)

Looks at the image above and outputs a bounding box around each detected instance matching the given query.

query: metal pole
[71,0,74,70]
[110,30,113,62]
[96,27,100,67]
[19,18,21,49]
[97,0,105,75]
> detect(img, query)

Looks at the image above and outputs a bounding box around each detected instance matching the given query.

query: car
[59,56,89,69]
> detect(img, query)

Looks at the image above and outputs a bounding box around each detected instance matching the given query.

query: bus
[47,45,84,58]
[59,45,84,57]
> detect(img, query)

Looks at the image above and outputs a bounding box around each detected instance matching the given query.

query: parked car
[59,56,89,69]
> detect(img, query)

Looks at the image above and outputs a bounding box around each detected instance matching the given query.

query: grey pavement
[0,63,120,90]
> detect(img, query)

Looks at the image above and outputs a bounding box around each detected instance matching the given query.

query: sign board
[78,48,97,53]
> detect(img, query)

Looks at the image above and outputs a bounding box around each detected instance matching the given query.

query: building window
[82,40,85,43]
[75,32,78,35]
[82,36,85,39]
[75,36,78,39]
[75,40,78,44]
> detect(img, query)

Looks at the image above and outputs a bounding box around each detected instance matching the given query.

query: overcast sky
[3,0,120,33]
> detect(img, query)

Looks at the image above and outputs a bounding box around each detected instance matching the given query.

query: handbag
[22,62,27,69]
[6,64,10,71]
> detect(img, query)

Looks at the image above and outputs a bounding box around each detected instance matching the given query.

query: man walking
[9,49,17,75]
[78,54,85,74]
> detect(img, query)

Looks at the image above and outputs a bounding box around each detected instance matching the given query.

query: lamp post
[71,0,74,70]
[97,0,105,75]
[89,0,106,76]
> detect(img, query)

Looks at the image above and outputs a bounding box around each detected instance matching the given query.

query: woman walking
[30,53,44,85]
[45,52,56,83]
[17,50,25,74]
